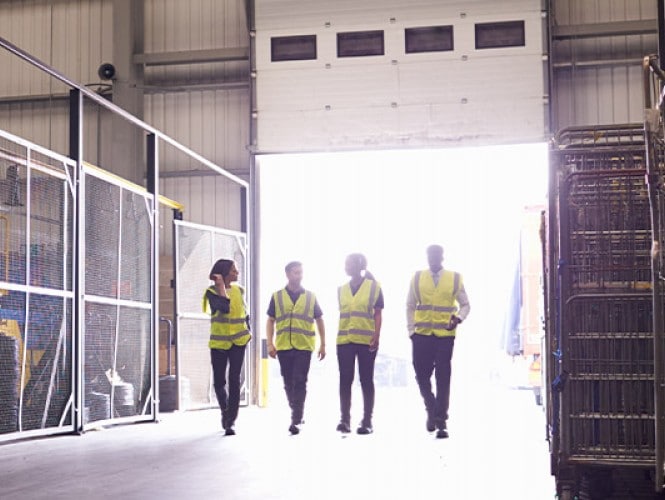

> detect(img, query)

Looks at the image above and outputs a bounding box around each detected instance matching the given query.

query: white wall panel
[255,0,545,151]
[256,0,541,30]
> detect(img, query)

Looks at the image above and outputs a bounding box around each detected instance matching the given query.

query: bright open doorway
[256,143,553,496]
[257,142,548,434]
[258,142,547,358]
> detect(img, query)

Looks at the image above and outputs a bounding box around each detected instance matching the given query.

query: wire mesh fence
[82,168,154,426]
[0,129,156,440]
[0,130,75,438]
[174,221,249,410]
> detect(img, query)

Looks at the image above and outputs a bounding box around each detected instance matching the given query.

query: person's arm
[456,285,470,321]
[448,283,470,329]
[315,317,326,360]
[370,308,382,352]
[369,289,383,351]
[266,317,277,358]
[406,276,417,336]
[205,289,230,315]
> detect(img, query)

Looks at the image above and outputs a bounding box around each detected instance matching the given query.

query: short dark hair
[346,253,367,270]
[285,261,302,273]
[427,244,444,254]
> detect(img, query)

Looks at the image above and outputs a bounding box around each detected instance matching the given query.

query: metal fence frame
[173,220,250,411]
[0,36,249,441]
[0,128,76,442]
[80,165,155,431]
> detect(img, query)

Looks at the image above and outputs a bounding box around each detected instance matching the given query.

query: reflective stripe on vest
[413,270,460,338]
[274,289,316,351]
[337,279,380,345]
[204,285,251,349]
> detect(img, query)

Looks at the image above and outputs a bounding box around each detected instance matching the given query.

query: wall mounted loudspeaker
[98,63,116,81]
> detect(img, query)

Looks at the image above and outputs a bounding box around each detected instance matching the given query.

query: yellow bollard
[259,338,269,407]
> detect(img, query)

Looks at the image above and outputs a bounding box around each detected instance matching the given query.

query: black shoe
[288,424,300,435]
[426,415,435,433]
[357,425,373,435]
[436,429,448,439]
[336,421,351,433]
[224,427,236,436]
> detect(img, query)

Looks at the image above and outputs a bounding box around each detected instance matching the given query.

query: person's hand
[445,315,461,330]
[268,343,277,359]
[211,273,227,297]
[317,345,326,360]
[369,335,379,352]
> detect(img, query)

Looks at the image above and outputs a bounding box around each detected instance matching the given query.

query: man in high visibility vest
[266,261,326,435]
[407,244,470,439]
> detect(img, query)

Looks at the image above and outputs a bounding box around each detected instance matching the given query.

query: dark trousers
[337,343,377,426]
[412,334,455,429]
[210,344,246,428]
[277,349,312,425]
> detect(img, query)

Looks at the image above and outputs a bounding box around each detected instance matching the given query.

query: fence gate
[0,130,76,441]
[174,220,249,410]
[81,166,155,429]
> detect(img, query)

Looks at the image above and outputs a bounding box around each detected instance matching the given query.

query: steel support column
[146,133,159,421]
[247,0,260,407]
[69,88,84,434]
[657,0,665,69]
[106,0,145,185]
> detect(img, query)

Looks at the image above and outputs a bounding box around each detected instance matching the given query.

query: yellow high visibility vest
[337,279,380,346]
[274,288,316,351]
[203,285,251,350]
[412,270,461,338]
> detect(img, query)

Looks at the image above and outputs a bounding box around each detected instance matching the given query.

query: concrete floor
[0,362,555,500]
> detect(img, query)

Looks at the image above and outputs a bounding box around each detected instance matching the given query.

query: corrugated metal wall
[254,0,547,151]
[0,0,250,255]
[0,0,112,96]
[0,0,112,157]
[142,0,250,251]
[550,0,658,131]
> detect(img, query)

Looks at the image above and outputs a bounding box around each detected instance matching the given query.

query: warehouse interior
[0,1,664,499]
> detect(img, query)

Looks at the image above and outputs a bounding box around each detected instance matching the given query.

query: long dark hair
[209,259,234,280]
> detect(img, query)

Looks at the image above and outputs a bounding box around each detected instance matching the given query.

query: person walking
[336,253,383,435]
[407,244,470,439]
[266,261,326,435]
[203,258,251,436]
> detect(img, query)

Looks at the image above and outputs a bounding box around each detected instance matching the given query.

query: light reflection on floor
[0,352,554,500]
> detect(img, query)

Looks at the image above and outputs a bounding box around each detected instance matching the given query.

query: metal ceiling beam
[141,81,249,93]
[158,168,248,178]
[0,93,72,104]
[134,47,249,66]
[552,19,657,39]
[0,79,249,105]
[552,58,643,69]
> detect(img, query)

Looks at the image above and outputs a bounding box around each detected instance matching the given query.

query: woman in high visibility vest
[203,258,251,436]
[336,253,383,435]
